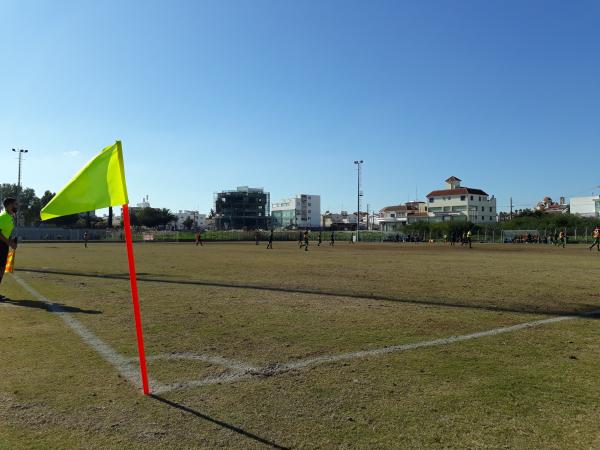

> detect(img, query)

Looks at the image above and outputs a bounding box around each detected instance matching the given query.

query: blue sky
[1,0,599,214]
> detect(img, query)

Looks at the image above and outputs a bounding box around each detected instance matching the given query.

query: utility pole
[11,148,28,225]
[354,160,363,242]
[509,197,513,220]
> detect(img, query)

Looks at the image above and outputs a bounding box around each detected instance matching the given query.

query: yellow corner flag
[41,141,128,221]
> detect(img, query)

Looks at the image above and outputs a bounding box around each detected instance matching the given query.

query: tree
[130,207,176,228]
[182,216,195,230]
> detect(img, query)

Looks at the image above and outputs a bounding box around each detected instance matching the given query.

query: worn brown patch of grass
[1,242,599,448]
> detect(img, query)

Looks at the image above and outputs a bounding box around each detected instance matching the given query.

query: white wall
[571,196,600,217]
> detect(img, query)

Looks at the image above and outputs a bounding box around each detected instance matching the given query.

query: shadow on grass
[17,268,600,319]
[150,394,290,449]
[0,297,102,314]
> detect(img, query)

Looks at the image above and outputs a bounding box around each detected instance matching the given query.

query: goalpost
[501,230,541,243]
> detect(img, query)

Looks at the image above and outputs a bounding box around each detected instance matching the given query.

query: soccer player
[0,198,18,300]
[83,231,89,248]
[195,230,203,247]
[318,231,322,247]
[303,229,309,251]
[266,229,274,249]
[350,233,354,244]
[558,230,566,248]
[589,226,600,252]
[298,231,303,248]
[466,229,473,249]
[330,231,335,246]
[255,230,260,245]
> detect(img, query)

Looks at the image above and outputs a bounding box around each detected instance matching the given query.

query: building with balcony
[271,194,321,229]
[377,201,428,230]
[426,176,497,223]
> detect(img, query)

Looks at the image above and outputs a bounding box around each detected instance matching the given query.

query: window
[482,216,484,221]
[460,195,465,201]
[470,196,474,201]
[481,206,485,211]
[308,202,311,206]
[489,207,492,212]
[479,196,481,201]
[429,198,434,203]
[490,216,493,221]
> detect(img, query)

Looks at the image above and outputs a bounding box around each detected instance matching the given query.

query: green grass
[1,241,600,448]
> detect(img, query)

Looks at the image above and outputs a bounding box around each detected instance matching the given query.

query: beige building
[426,176,497,223]
[377,202,428,230]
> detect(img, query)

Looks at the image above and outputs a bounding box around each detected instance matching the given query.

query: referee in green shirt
[0,197,18,300]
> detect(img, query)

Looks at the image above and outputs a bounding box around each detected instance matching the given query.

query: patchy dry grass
[1,241,600,448]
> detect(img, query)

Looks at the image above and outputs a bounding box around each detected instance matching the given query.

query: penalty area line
[11,273,167,393]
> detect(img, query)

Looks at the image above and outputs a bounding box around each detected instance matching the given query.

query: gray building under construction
[214,186,270,230]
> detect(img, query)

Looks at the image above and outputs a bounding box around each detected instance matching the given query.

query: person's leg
[0,243,8,299]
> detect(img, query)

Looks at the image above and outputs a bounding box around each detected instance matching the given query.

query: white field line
[11,272,600,396]
[11,273,167,393]
[142,352,259,372]
[154,311,600,394]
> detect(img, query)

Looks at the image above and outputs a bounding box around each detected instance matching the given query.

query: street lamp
[11,148,28,225]
[354,160,363,242]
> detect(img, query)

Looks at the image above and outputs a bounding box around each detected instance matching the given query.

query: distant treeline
[0,183,175,229]
[402,209,600,238]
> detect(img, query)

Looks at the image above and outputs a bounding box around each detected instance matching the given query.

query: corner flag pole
[122,203,150,395]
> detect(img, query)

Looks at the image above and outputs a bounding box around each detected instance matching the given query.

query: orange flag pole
[122,204,150,395]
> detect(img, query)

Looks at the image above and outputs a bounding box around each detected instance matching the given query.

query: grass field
[1,241,600,449]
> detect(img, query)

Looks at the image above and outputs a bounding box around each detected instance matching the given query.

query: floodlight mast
[11,148,29,225]
[354,160,363,242]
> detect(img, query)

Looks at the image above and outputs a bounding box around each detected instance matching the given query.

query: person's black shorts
[0,241,9,273]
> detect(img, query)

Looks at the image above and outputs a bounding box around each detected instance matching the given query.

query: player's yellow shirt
[0,211,14,240]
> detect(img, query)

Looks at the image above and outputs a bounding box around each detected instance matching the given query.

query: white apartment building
[271,194,321,229]
[321,211,358,230]
[173,210,207,229]
[426,176,497,223]
[570,195,600,217]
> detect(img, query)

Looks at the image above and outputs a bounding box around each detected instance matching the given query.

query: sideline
[10,272,167,393]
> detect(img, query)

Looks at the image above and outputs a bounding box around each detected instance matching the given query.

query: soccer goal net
[501,230,540,243]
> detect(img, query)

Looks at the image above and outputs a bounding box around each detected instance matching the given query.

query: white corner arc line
[144,353,259,372]
[155,311,599,394]
[11,273,167,393]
